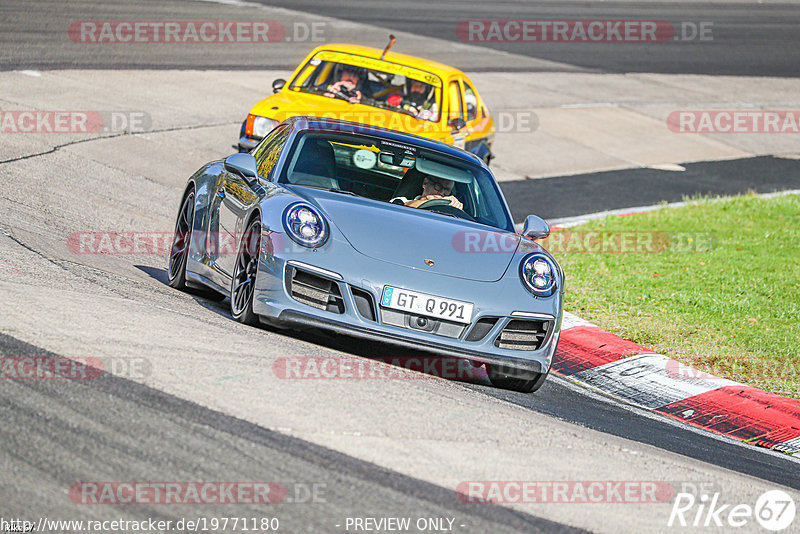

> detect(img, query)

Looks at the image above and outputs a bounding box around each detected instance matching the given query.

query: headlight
[283,203,328,248]
[520,253,557,297]
[252,116,278,138]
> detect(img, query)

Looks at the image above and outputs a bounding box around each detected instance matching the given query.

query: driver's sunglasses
[340,72,359,84]
[424,177,452,194]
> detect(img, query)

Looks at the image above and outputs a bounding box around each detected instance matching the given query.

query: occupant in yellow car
[323,65,366,104]
[386,79,438,121]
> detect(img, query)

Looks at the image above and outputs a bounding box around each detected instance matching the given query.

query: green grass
[550,192,800,400]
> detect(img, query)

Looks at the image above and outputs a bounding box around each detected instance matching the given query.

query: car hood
[299,189,520,282]
[251,94,444,138]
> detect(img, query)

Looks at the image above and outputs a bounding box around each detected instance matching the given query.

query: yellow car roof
[305,43,465,79]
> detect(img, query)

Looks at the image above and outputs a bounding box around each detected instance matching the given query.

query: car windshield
[277,131,514,232]
[289,52,441,123]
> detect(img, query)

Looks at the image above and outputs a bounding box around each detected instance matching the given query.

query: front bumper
[268,309,558,376]
[251,253,562,375]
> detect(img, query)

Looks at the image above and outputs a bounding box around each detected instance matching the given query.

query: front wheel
[230,218,261,326]
[487,363,549,393]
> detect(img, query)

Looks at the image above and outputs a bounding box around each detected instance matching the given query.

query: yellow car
[238,39,495,164]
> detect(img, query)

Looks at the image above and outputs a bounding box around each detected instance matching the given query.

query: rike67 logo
[669,489,796,531]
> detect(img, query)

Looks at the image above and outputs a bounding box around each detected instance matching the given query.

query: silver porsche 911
[168,117,563,392]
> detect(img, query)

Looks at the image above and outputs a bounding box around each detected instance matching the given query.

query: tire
[168,188,227,301]
[168,190,196,290]
[230,217,261,326]
[487,363,549,393]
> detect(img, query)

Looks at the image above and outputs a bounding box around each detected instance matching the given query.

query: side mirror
[449,117,467,132]
[521,215,550,240]
[272,78,286,93]
[224,153,258,179]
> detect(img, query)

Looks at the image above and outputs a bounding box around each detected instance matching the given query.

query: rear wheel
[168,189,226,301]
[230,218,261,326]
[487,363,549,393]
[168,190,195,289]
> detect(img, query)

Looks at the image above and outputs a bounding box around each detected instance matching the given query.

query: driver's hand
[326,81,361,103]
[405,195,441,208]
[444,196,463,210]
[401,102,420,116]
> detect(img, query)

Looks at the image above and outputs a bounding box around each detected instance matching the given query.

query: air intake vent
[494,320,549,351]
[351,287,376,322]
[289,268,344,313]
[465,317,499,342]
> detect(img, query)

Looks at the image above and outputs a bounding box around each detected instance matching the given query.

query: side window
[463,81,478,122]
[253,126,290,179]
[447,80,464,124]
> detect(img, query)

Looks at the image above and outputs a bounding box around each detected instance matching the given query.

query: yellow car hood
[250,93,444,139]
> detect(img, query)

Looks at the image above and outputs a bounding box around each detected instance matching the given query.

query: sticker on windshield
[314,51,442,87]
[353,149,377,169]
[380,140,418,153]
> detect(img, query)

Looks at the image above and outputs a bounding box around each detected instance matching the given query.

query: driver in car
[386,79,438,121]
[324,65,365,104]
[392,175,463,210]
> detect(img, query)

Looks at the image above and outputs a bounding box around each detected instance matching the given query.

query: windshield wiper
[328,188,359,197]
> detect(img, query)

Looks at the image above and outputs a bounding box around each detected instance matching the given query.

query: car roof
[286,117,484,166]
[307,43,466,79]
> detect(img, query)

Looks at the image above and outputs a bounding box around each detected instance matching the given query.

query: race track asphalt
[500,155,800,221]
[2,1,799,532]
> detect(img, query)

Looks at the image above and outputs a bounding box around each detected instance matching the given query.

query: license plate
[380,286,474,324]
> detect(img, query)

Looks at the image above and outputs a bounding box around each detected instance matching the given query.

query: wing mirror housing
[224,153,258,179]
[272,78,286,93]
[521,215,550,240]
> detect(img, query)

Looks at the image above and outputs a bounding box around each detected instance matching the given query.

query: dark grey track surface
[468,380,800,491]
[319,334,800,492]
[0,332,581,534]
[256,0,800,77]
[500,156,800,222]
[3,0,799,76]
[2,326,798,534]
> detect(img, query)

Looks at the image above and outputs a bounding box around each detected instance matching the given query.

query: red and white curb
[553,311,800,456]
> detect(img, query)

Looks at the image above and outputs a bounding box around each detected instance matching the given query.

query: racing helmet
[405,78,433,107]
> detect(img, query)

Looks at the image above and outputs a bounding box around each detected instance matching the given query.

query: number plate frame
[380,286,474,324]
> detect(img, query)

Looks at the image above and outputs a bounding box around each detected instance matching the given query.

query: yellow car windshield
[290,53,441,122]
